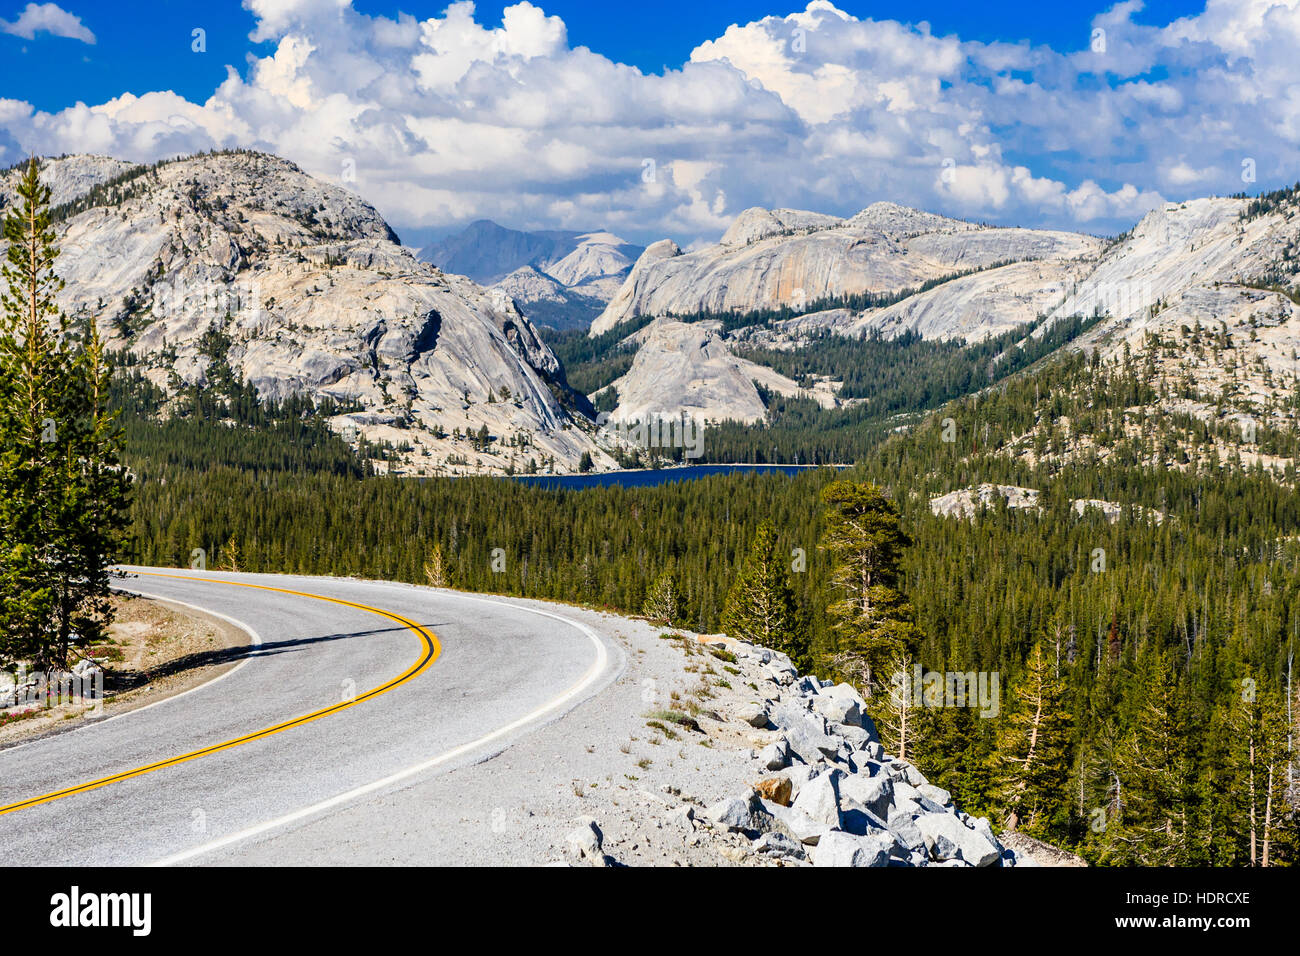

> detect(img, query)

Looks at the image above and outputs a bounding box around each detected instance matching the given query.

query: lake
[508,463,842,491]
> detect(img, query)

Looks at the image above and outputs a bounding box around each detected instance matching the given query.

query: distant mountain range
[0,152,613,477]
[415,220,644,331]
[9,149,1299,478]
[583,190,1300,438]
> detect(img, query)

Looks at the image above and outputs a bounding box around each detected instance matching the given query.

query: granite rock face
[0,151,612,476]
[591,201,1101,336]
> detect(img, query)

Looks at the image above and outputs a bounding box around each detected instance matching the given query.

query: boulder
[735,701,770,728]
[889,760,928,787]
[753,776,794,807]
[566,820,607,865]
[791,769,843,828]
[915,812,1001,867]
[839,771,894,819]
[792,675,820,695]
[763,661,797,685]
[918,783,952,807]
[887,812,926,853]
[769,708,840,764]
[812,690,862,728]
[837,725,874,750]
[706,790,777,835]
[763,801,831,845]
[753,831,807,862]
[782,762,816,800]
[813,830,891,868]
[759,738,792,771]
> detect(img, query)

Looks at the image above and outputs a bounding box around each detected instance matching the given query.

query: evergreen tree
[819,480,921,693]
[0,158,130,670]
[875,648,925,762]
[1106,649,1196,865]
[1222,681,1289,865]
[642,569,678,626]
[217,534,242,572]
[995,641,1074,837]
[423,543,450,588]
[720,520,807,667]
[53,317,131,657]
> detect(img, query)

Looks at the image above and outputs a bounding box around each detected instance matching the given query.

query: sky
[0,0,1297,245]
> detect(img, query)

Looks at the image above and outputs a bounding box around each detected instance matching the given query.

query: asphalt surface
[0,567,618,865]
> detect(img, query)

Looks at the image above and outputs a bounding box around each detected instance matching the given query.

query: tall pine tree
[720,520,807,667]
[819,480,921,694]
[995,641,1074,838]
[0,158,131,670]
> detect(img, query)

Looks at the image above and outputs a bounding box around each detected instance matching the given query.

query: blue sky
[2,0,1207,110]
[0,1,1295,243]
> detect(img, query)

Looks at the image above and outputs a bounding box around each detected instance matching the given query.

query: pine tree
[1223,681,1289,865]
[875,648,925,761]
[423,543,450,588]
[53,316,132,658]
[0,158,76,670]
[1106,649,1196,865]
[819,480,921,694]
[0,158,131,670]
[642,569,678,626]
[995,641,1074,837]
[720,520,807,667]
[217,534,241,572]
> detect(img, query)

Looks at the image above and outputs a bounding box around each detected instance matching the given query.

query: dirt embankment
[0,593,250,750]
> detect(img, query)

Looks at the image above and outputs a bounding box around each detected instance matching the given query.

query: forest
[113,334,1300,866]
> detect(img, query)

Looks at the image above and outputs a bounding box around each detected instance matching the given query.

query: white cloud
[1,0,1298,244]
[1,2,95,43]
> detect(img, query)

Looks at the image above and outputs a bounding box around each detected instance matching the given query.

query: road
[0,567,618,865]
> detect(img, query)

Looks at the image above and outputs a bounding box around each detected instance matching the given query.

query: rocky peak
[21,150,611,477]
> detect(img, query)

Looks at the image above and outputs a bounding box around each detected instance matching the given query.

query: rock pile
[701,641,1029,868]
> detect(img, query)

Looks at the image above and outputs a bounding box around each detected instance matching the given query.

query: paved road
[0,567,617,865]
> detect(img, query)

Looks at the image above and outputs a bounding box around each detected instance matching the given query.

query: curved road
[0,567,620,865]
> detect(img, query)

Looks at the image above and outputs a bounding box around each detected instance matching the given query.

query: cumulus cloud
[0,0,1297,244]
[1,2,95,43]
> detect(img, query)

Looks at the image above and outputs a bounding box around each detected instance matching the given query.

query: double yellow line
[0,572,441,817]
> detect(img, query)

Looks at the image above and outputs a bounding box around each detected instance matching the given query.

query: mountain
[591,202,1101,336]
[422,220,644,331]
[1,151,615,477]
[581,190,1300,441]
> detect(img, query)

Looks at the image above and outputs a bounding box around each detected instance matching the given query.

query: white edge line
[148,592,612,867]
[0,589,262,758]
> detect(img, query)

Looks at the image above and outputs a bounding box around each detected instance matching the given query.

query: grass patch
[646,709,702,733]
[645,719,679,740]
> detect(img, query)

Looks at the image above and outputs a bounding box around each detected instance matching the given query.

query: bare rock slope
[592,201,1101,336]
[1,152,612,476]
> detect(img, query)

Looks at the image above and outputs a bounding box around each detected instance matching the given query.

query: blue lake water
[508,463,841,491]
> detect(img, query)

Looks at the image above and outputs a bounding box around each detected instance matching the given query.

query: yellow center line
[0,571,441,817]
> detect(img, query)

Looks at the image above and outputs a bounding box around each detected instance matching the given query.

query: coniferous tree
[0,158,130,670]
[642,569,678,626]
[53,317,131,659]
[424,544,450,588]
[876,648,925,762]
[720,520,807,667]
[819,480,921,693]
[1106,649,1196,865]
[1222,682,1289,865]
[995,641,1074,837]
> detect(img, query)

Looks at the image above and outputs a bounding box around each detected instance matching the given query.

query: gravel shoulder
[195,592,1070,867]
[0,593,250,752]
